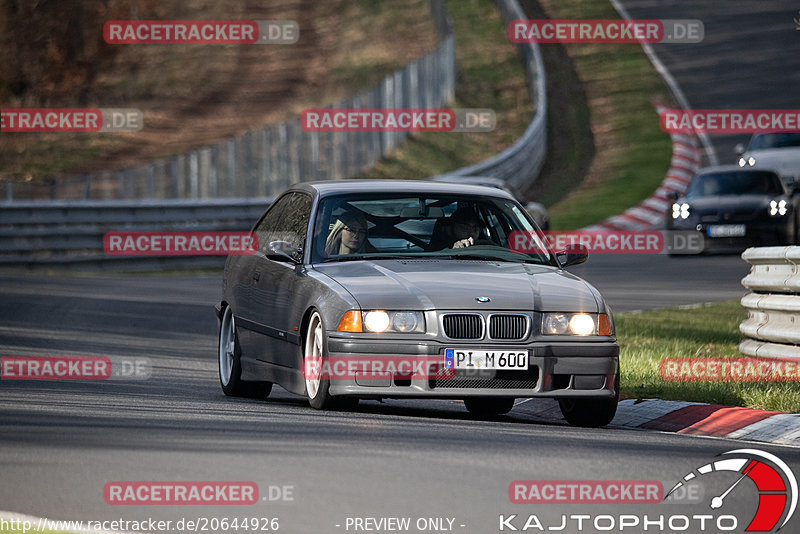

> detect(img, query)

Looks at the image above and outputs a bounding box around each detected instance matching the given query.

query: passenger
[324,211,373,256]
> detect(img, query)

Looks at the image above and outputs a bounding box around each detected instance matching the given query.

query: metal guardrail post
[739,246,800,360]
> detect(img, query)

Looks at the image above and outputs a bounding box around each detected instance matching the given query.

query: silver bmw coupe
[216,180,619,427]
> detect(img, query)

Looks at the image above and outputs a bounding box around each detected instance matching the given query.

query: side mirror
[557,243,588,267]
[667,191,680,202]
[267,241,302,263]
[734,143,745,155]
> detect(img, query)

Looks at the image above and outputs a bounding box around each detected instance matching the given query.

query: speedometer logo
[665,449,797,532]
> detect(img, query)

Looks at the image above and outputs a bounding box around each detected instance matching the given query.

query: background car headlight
[542,313,613,336]
[769,199,788,216]
[671,203,690,219]
[337,310,425,333]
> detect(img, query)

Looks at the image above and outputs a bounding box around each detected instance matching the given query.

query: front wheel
[304,311,357,410]
[218,306,272,398]
[558,372,619,428]
[464,397,515,418]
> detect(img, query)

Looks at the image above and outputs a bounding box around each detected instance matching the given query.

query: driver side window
[253,193,312,257]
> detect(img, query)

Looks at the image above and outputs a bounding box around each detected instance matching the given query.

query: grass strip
[618,300,800,413]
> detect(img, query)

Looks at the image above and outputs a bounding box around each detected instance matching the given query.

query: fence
[1,0,550,268]
[739,246,800,360]
[442,0,547,194]
[0,198,272,269]
[4,0,456,202]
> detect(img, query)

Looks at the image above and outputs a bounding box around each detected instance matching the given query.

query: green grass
[358,0,531,179]
[539,0,674,229]
[618,301,800,412]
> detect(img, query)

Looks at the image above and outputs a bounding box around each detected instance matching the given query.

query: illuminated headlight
[770,200,788,216]
[542,313,613,336]
[362,310,424,333]
[749,156,756,166]
[737,157,756,167]
[672,203,690,219]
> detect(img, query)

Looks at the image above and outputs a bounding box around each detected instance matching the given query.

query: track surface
[3,1,799,531]
[0,258,786,532]
[617,0,800,160]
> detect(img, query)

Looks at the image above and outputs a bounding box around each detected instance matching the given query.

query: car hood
[679,195,773,214]
[745,148,800,177]
[314,259,600,312]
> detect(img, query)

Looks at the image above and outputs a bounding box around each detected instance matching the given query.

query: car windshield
[749,132,800,150]
[685,171,784,198]
[311,193,553,265]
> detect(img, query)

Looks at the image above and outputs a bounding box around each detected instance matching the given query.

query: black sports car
[666,166,799,251]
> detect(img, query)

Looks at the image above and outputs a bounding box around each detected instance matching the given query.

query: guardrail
[4,0,455,202]
[739,246,800,359]
[443,0,547,193]
[1,0,548,269]
[0,198,271,270]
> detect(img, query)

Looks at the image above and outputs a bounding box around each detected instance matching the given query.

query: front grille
[431,368,539,389]
[442,314,483,339]
[489,314,528,340]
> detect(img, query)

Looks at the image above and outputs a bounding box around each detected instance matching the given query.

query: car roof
[287,179,516,199]
[431,175,507,188]
[694,165,781,176]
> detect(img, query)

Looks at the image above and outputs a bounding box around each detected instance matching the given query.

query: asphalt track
[617,0,800,160]
[2,1,799,531]
[0,256,780,532]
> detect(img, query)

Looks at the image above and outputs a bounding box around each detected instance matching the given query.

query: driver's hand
[452,237,474,249]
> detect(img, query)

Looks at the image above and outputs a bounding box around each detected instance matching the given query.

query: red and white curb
[514,398,800,446]
[583,103,703,232]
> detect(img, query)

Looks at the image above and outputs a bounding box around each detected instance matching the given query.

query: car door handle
[253,271,261,281]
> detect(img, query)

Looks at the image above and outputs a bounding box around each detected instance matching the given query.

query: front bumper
[325,336,618,399]
[670,221,792,252]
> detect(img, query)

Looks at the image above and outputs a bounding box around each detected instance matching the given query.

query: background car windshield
[749,132,800,150]
[311,193,552,265]
[685,171,784,197]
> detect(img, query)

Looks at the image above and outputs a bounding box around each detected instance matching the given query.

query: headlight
[364,311,391,332]
[672,203,690,219]
[542,313,613,336]
[769,199,788,216]
[737,156,756,167]
[337,310,425,333]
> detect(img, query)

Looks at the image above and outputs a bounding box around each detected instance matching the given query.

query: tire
[218,306,272,398]
[464,397,515,418]
[303,310,358,410]
[558,371,619,428]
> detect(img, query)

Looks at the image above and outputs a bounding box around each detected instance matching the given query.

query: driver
[431,207,483,250]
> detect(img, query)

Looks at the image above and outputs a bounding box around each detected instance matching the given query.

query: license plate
[707,224,746,237]
[444,349,528,370]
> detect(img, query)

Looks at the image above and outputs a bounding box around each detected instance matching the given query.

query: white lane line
[608,0,718,165]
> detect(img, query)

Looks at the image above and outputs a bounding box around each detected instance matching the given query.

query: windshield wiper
[321,254,425,263]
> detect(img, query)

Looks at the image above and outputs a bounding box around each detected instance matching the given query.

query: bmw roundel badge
[476,296,490,303]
